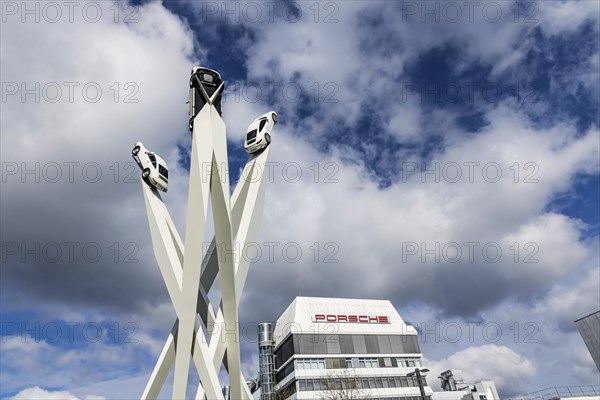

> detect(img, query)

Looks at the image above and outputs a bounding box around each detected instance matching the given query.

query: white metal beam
[141,100,273,400]
[141,179,224,400]
[172,104,214,400]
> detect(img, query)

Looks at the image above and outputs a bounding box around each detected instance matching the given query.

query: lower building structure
[272,296,434,400]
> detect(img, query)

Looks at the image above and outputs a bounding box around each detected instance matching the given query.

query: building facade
[272,297,434,399]
[575,309,600,371]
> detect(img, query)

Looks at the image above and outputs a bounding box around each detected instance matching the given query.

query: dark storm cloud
[0,171,169,314]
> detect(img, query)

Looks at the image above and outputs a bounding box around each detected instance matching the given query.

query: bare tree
[275,383,296,400]
[274,370,370,400]
[318,370,371,400]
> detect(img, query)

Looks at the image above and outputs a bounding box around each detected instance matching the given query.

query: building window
[295,358,327,370]
[396,357,422,368]
[345,358,353,368]
[276,360,294,383]
[274,335,295,368]
[369,377,376,388]
[293,377,426,394]
[358,358,379,368]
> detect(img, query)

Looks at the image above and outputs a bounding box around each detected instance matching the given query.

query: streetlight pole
[407,368,430,400]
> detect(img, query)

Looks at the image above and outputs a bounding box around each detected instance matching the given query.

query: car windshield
[258,119,267,132]
[159,165,168,179]
[247,129,257,140]
[202,73,214,83]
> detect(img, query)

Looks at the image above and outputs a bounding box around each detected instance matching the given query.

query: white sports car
[244,111,277,154]
[131,142,169,192]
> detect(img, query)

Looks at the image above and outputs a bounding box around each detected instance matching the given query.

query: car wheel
[142,168,150,179]
[132,146,141,156]
[265,133,271,144]
[271,113,278,123]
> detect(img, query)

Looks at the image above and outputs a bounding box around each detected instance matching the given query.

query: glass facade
[276,356,423,383]
[274,333,420,369]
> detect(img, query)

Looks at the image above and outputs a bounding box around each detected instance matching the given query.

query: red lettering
[314,313,390,324]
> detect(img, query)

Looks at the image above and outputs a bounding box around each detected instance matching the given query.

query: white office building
[272,296,434,399]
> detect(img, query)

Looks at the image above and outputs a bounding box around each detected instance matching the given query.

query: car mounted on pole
[189,66,224,131]
[132,141,169,192]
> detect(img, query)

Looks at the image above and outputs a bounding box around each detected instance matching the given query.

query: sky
[1,0,599,398]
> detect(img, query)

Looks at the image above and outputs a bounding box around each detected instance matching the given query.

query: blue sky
[1,1,599,399]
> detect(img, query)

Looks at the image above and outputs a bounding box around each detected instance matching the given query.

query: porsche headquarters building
[269,297,434,400]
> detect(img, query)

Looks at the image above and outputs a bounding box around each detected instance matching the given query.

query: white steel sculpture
[139,67,275,400]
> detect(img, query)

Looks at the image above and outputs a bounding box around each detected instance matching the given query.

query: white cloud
[541,266,600,327]
[11,386,105,400]
[424,344,536,393]
[1,1,196,162]
[246,104,598,307]
[387,100,422,143]
[1,334,148,395]
[537,0,600,36]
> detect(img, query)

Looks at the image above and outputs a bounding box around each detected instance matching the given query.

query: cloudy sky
[1,0,599,398]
